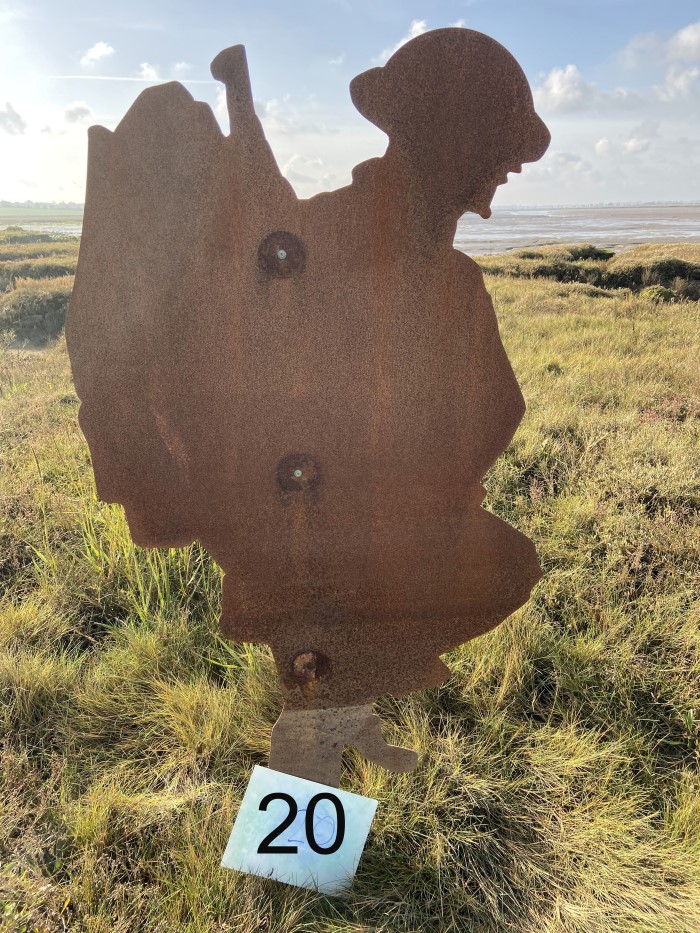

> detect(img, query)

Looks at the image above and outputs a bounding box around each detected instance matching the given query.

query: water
[4,223,82,237]
[455,204,700,255]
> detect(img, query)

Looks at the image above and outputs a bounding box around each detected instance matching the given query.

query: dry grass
[0,229,79,292]
[0,237,698,931]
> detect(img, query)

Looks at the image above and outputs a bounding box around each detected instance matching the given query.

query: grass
[0,230,79,297]
[0,229,80,259]
[0,233,698,931]
[0,231,79,344]
[476,243,700,299]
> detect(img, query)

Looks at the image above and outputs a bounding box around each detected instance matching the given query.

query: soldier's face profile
[463,106,550,218]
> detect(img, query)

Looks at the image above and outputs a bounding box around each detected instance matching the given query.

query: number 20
[257,792,346,855]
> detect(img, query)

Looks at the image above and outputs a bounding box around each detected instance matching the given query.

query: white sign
[221,766,378,894]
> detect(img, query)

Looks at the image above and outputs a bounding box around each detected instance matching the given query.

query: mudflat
[456,202,700,254]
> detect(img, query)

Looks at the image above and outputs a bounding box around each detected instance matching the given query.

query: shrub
[605,244,700,290]
[640,285,676,303]
[0,276,74,345]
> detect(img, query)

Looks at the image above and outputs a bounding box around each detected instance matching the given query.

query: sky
[1,0,699,206]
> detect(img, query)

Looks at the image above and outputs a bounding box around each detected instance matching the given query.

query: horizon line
[3,199,700,212]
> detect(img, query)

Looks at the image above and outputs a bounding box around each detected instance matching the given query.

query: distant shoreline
[2,202,699,256]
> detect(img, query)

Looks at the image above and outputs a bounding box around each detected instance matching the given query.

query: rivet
[258,231,305,277]
[276,452,320,493]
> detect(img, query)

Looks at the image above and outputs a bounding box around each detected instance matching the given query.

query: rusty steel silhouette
[67,28,550,786]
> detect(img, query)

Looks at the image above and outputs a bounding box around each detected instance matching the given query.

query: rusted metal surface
[66,29,549,743]
[268,705,417,787]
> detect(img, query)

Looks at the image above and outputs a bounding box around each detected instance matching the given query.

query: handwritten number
[257,793,298,854]
[306,793,345,855]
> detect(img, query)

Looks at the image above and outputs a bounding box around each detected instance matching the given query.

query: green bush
[0,276,74,345]
[640,284,676,303]
[606,257,699,290]
[477,246,612,287]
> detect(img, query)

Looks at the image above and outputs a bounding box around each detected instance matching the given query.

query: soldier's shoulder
[451,249,484,279]
[448,249,489,297]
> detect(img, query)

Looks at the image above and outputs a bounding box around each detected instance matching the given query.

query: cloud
[618,32,660,70]
[623,137,649,154]
[279,153,342,196]
[80,41,115,68]
[536,24,700,115]
[173,61,192,75]
[282,153,325,185]
[534,64,597,112]
[623,119,660,154]
[375,19,427,64]
[64,101,93,123]
[631,119,660,139]
[534,64,643,113]
[329,54,345,66]
[609,86,643,106]
[666,22,700,61]
[258,97,336,135]
[215,87,227,121]
[138,62,159,80]
[653,64,700,101]
[373,18,468,66]
[0,101,26,135]
[620,21,700,69]
[594,123,667,160]
[523,149,602,188]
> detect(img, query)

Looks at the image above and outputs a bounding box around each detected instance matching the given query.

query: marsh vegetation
[0,230,698,931]
[0,230,78,346]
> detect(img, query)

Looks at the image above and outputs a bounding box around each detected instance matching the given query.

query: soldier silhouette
[67,28,550,787]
